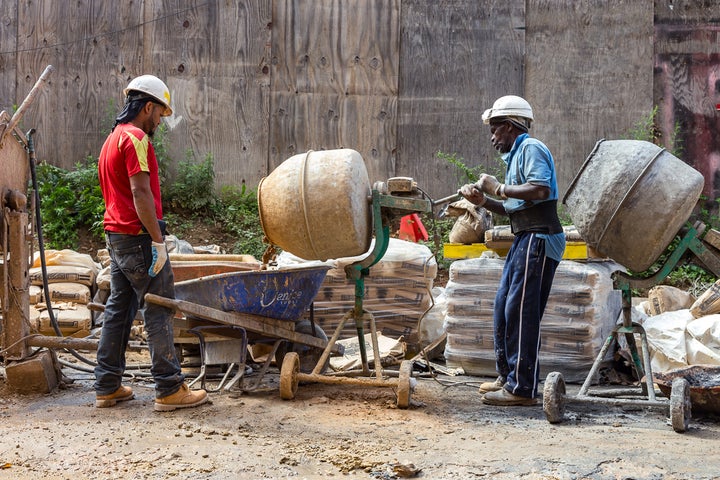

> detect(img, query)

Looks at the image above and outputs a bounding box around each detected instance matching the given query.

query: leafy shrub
[163,152,217,214]
[215,183,266,258]
[34,158,105,249]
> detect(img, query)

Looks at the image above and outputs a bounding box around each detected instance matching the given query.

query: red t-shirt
[98,123,163,234]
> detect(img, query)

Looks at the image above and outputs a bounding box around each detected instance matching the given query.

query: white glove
[459,184,486,207]
[148,241,168,277]
[478,174,502,197]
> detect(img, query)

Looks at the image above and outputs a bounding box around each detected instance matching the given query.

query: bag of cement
[29,265,96,288]
[29,285,43,304]
[96,249,111,268]
[690,279,720,318]
[45,282,92,304]
[418,287,446,349]
[646,285,695,316]
[446,199,493,244]
[96,265,111,291]
[32,249,100,274]
[38,304,92,337]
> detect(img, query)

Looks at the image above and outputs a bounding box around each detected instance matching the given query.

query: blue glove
[148,241,168,277]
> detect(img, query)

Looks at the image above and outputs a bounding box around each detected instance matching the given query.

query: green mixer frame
[542,222,720,432]
[278,183,457,407]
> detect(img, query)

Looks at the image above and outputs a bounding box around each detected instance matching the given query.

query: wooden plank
[396,0,525,199]
[0,1,18,113]
[526,0,654,197]
[16,0,143,170]
[704,229,720,252]
[142,0,272,189]
[269,0,400,183]
[144,293,342,353]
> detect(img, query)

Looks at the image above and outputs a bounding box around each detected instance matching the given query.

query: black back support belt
[508,200,563,234]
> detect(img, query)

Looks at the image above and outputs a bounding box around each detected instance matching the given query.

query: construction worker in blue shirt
[461,95,566,406]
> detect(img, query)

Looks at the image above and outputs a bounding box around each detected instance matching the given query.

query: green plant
[164,152,217,213]
[35,158,105,249]
[437,150,508,227]
[418,213,455,269]
[624,105,683,158]
[153,123,172,189]
[214,183,266,258]
[437,151,484,186]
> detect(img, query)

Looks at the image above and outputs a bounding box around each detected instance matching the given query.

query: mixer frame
[542,222,720,432]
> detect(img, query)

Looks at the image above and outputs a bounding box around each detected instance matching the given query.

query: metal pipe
[297,372,400,388]
[431,192,461,207]
[26,334,145,352]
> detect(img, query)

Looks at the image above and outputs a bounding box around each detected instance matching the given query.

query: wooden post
[2,209,31,360]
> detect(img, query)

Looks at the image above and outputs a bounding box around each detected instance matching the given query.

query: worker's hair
[111,90,156,131]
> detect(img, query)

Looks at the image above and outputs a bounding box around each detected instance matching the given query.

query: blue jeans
[493,232,558,398]
[94,232,184,398]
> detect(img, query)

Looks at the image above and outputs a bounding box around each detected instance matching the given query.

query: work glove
[477,174,503,197]
[148,241,168,277]
[460,184,486,207]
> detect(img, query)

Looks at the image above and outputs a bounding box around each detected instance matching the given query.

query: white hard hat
[123,75,173,116]
[482,95,534,126]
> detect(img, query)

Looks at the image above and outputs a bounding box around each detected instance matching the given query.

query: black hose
[26,128,97,367]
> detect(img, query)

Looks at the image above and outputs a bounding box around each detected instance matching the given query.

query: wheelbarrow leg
[186,325,249,392]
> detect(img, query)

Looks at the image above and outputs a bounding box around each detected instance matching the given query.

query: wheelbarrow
[144,264,343,392]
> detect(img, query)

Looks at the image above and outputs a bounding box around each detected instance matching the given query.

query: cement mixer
[258,149,459,406]
[543,139,720,432]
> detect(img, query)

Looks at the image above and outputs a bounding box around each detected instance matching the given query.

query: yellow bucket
[258,149,372,261]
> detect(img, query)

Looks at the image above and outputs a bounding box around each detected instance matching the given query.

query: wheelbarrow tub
[654,365,720,414]
[171,261,261,283]
[172,264,330,321]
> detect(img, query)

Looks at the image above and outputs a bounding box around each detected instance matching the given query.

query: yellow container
[443,241,587,261]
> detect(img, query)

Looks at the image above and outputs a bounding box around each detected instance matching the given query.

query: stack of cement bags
[277,238,436,353]
[28,250,100,338]
[444,256,621,382]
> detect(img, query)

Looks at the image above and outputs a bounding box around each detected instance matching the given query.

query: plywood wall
[526,0,654,196]
[1,0,717,203]
[269,0,400,185]
[397,0,525,196]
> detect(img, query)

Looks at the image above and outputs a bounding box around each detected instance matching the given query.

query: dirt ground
[7,226,715,479]
[1,349,719,480]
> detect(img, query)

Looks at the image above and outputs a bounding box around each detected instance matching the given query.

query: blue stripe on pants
[492,232,559,398]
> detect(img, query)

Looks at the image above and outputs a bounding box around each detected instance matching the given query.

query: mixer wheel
[279,352,300,400]
[670,377,691,433]
[275,320,329,374]
[396,360,414,409]
[543,371,566,424]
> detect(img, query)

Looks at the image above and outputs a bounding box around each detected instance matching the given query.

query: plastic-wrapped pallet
[277,238,436,352]
[444,257,621,382]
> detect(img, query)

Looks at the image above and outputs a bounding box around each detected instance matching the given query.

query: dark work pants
[94,232,184,398]
[493,232,559,398]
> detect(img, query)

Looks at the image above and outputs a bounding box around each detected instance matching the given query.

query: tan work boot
[481,388,537,406]
[96,385,135,408]
[478,376,505,395]
[154,383,208,412]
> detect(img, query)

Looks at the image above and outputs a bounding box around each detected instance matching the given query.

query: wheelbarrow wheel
[275,320,329,374]
[280,352,300,400]
[670,377,691,433]
[543,371,566,424]
[396,360,414,409]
